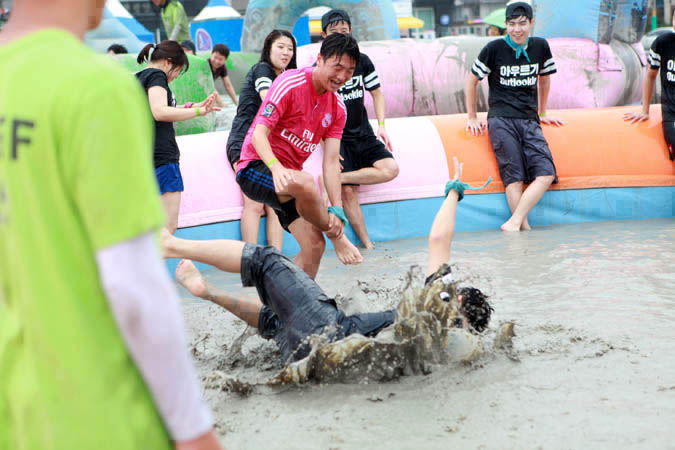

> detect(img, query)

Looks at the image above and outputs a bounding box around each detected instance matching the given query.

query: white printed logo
[322,113,332,128]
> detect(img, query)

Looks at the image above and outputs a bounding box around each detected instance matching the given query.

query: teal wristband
[444,177,492,201]
[328,206,349,227]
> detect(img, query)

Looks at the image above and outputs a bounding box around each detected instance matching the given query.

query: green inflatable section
[115,54,216,136]
[196,51,259,94]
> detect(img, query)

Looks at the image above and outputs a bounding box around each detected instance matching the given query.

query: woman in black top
[226,30,296,250]
[136,40,219,234]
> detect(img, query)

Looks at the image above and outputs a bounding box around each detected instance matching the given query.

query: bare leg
[340,158,399,185]
[161,229,246,273]
[288,218,325,279]
[161,191,181,234]
[318,175,364,263]
[501,176,555,232]
[342,185,374,249]
[427,191,460,277]
[503,182,531,231]
[264,205,284,251]
[240,194,264,244]
[176,259,261,328]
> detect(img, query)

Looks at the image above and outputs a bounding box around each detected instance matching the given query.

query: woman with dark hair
[208,43,238,105]
[226,30,296,250]
[136,40,220,234]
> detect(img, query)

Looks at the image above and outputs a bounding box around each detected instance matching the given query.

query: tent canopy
[193,0,241,22]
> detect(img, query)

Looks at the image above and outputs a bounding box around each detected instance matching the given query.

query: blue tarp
[85,7,149,53]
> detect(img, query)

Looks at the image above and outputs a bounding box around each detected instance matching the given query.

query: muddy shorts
[662,121,675,161]
[241,244,395,363]
[487,117,558,186]
[236,160,300,231]
[340,135,393,185]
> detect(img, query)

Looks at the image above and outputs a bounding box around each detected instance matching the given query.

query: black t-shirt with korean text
[471,38,557,122]
[648,32,675,122]
[135,68,180,168]
[337,53,381,141]
[227,62,277,149]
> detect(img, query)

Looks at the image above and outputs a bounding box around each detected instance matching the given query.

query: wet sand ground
[179,219,675,450]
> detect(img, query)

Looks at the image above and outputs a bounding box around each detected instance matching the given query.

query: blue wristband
[328,206,349,227]
[444,177,492,201]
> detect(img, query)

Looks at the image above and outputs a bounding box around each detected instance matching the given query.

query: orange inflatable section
[430,106,675,194]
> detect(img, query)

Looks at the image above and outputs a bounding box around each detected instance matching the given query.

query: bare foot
[160,227,176,258]
[500,219,521,232]
[175,259,208,298]
[332,235,363,265]
[520,219,532,231]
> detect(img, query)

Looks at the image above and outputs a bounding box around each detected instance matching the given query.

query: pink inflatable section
[176,117,449,228]
[295,37,645,118]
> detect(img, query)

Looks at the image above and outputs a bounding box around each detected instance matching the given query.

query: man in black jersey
[624,10,675,162]
[321,9,399,250]
[465,2,563,232]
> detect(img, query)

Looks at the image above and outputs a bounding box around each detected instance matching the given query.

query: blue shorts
[155,162,184,195]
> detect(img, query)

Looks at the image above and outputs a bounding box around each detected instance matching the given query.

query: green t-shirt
[0,30,170,449]
[162,0,191,42]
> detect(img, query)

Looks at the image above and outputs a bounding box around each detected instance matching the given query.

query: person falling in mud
[162,159,495,374]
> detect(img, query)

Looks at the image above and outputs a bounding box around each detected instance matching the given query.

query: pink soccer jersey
[238,67,347,171]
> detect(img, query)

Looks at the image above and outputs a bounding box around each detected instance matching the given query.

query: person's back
[0,30,171,449]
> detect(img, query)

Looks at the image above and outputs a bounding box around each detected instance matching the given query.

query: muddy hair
[137,40,189,73]
[319,32,360,67]
[459,287,493,333]
[260,30,298,70]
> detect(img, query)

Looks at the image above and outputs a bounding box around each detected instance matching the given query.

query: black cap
[505,2,533,20]
[181,40,196,53]
[321,9,351,32]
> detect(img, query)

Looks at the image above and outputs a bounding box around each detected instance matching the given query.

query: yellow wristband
[378,120,385,126]
[267,157,279,168]
[194,107,201,117]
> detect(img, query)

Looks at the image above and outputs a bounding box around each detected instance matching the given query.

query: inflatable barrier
[174,106,674,231]
[613,0,649,44]
[116,54,217,136]
[292,37,645,119]
[240,0,399,53]
[533,0,616,44]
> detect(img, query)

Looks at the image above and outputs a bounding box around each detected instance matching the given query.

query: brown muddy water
[179,219,675,450]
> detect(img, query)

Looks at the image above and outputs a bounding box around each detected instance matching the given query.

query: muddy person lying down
[162,159,511,383]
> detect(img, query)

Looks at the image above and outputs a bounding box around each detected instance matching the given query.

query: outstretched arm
[427,158,463,277]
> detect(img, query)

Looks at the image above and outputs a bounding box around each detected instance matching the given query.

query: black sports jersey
[135,68,180,168]
[227,62,277,148]
[648,32,675,122]
[337,53,380,141]
[471,37,556,122]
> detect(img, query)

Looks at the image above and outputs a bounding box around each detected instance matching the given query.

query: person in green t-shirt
[152,0,191,42]
[0,1,222,449]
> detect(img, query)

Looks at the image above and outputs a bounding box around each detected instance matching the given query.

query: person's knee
[537,175,555,186]
[288,172,317,199]
[341,185,358,204]
[381,159,399,181]
[244,198,265,216]
[300,228,326,256]
[428,228,453,248]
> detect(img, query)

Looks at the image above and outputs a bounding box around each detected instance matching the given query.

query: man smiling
[236,33,363,279]
[465,1,563,232]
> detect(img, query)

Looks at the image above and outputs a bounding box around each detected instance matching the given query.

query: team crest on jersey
[322,113,332,128]
[263,104,275,117]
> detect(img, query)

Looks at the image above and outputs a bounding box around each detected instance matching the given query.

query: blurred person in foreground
[0,1,222,449]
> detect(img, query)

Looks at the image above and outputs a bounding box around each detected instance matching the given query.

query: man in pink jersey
[237,33,363,279]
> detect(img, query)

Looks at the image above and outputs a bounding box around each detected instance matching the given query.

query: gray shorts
[241,244,395,363]
[487,117,558,186]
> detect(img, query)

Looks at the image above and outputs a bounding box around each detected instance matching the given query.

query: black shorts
[341,135,393,182]
[662,121,675,161]
[241,244,395,363]
[226,140,242,169]
[236,160,300,231]
[487,117,558,186]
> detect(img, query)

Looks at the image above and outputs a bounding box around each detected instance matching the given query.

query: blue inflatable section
[167,186,675,275]
[85,7,148,53]
[533,0,616,44]
[118,17,154,43]
[191,16,309,52]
